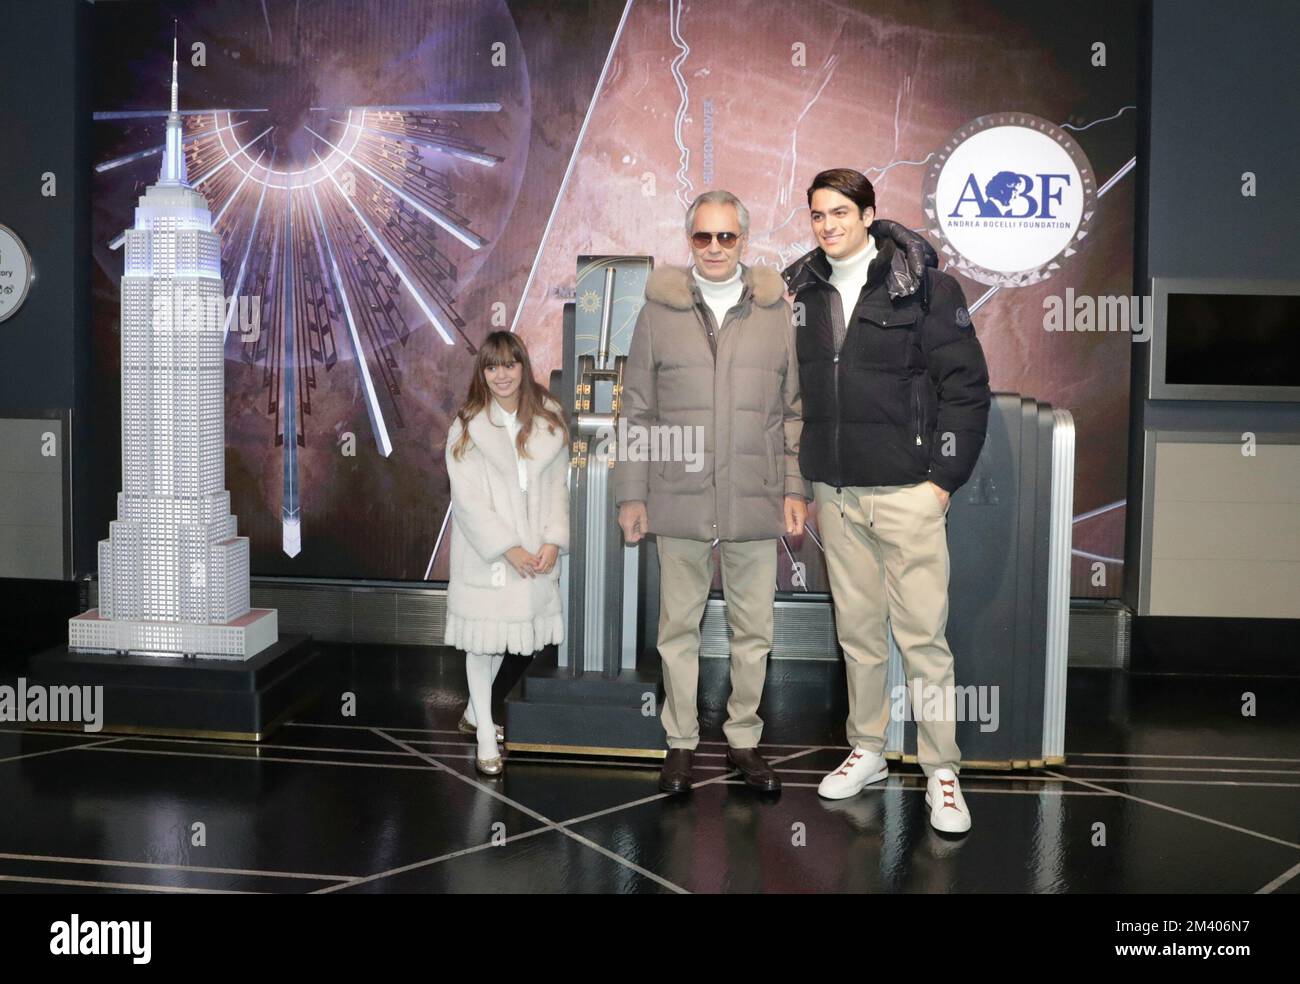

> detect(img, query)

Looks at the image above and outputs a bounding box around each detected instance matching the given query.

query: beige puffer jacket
[613,262,811,542]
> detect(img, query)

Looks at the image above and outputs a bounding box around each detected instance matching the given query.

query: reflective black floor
[0,643,1297,893]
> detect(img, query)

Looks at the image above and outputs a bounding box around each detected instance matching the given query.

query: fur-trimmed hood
[643,262,787,311]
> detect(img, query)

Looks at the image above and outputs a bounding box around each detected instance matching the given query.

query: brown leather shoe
[659,748,694,794]
[727,745,781,792]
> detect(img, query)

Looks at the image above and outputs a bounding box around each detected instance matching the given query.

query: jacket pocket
[765,425,786,489]
[658,456,680,486]
[658,441,710,491]
[858,306,920,369]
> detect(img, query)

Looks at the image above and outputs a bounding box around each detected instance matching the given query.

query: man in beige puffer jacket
[614,190,810,795]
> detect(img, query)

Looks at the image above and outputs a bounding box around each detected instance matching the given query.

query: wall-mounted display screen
[1166,292,1300,387]
[1152,278,1300,402]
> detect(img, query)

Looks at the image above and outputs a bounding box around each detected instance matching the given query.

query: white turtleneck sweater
[494,399,528,493]
[827,234,878,349]
[692,264,744,332]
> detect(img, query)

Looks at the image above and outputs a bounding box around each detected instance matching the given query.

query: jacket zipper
[693,302,720,534]
[829,285,848,490]
[693,278,753,540]
[833,351,842,485]
[803,257,848,491]
[913,377,922,446]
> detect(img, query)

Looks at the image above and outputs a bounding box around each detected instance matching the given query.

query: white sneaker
[925,768,971,833]
[817,747,889,800]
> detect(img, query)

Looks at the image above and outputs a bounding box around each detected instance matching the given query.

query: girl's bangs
[481,338,522,368]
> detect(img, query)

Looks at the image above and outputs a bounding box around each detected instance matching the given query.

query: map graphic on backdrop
[92,0,1137,599]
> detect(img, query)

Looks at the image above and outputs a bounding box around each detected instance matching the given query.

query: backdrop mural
[91,0,1137,598]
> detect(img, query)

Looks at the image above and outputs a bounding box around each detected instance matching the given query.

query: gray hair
[685,190,749,235]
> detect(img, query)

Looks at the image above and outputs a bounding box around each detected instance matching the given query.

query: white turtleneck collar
[692,264,742,290]
[692,264,744,330]
[826,234,878,279]
[826,234,878,326]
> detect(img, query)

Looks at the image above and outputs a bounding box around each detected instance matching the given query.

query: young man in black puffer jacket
[783,169,991,834]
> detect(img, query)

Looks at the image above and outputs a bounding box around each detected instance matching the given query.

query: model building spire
[161,23,187,185]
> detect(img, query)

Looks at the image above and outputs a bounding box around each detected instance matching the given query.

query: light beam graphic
[95,12,506,557]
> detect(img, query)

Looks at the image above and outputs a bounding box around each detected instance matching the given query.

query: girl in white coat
[444,331,568,774]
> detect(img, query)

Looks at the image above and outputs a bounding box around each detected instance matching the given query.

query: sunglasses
[690,231,741,248]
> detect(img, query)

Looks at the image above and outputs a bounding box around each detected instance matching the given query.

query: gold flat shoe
[459,714,504,742]
[475,754,504,776]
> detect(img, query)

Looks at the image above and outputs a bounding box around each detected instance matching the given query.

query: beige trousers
[655,536,778,750]
[813,480,961,777]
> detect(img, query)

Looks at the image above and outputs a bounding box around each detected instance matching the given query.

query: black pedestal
[23,633,322,741]
[505,661,666,759]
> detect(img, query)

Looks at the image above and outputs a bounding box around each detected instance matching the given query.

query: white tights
[464,651,505,759]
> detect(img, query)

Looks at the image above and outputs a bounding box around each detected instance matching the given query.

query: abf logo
[922,113,1096,288]
[948,171,1073,220]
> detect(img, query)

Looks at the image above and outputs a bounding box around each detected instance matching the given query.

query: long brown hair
[450,331,567,460]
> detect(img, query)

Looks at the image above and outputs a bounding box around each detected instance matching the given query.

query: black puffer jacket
[783,224,991,494]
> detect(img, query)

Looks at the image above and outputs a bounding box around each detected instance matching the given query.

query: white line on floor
[359,730,691,895]
[1257,859,1300,895]
[0,851,354,882]
[1043,770,1300,850]
[0,874,257,893]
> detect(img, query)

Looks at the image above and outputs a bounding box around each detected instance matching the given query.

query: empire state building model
[70,37,277,660]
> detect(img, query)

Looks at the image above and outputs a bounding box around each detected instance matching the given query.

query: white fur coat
[444,398,569,655]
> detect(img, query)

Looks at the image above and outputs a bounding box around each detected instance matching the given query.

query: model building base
[504,659,667,759]
[67,607,278,660]
[26,633,321,742]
